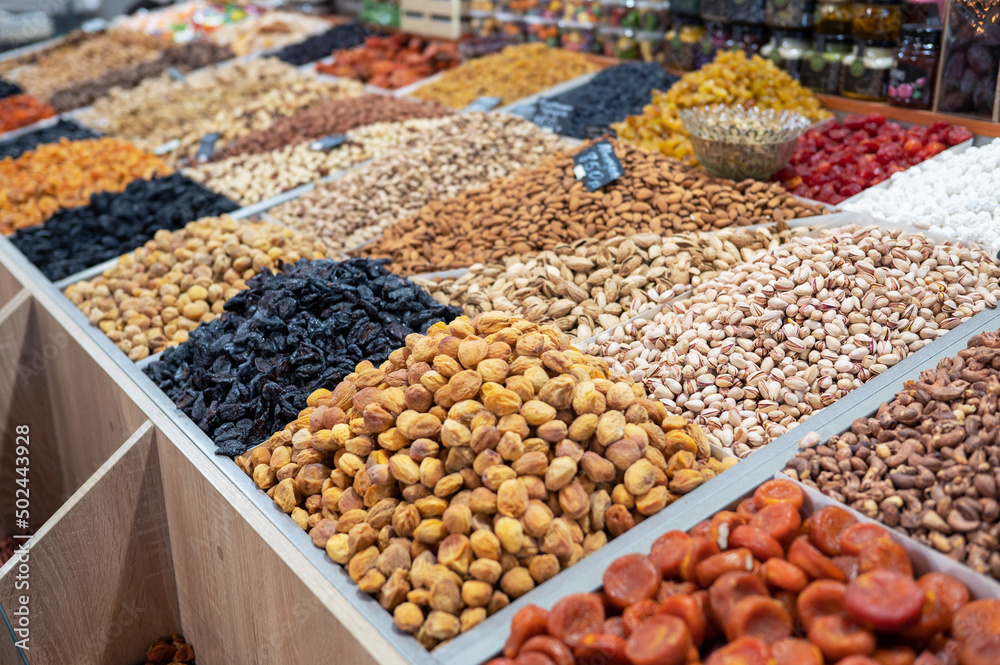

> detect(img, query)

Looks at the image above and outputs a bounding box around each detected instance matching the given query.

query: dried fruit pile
[11,173,238,281]
[788,327,1000,581]
[774,114,974,205]
[0,94,55,132]
[0,119,99,161]
[142,634,195,664]
[207,10,331,56]
[66,214,327,361]
[408,44,601,109]
[0,138,170,236]
[317,34,460,90]
[492,479,995,665]
[417,226,809,343]
[237,313,732,649]
[356,140,826,275]
[614,51,830,163]
[145,258,461,456]
[275,22,372,66]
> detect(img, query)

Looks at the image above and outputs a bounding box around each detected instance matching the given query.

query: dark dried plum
[0,77,22,99]
[274,22,374,66]
[0,119,99,160]
[144,258,461,457]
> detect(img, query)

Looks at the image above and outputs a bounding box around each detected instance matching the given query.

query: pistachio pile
[236,314,733,649]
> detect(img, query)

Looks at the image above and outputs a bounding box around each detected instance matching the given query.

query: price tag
[531,98,575,135]
[309,134,349,151]
[153,138,180,156]
[196,132,221,162]
[583,125,616,140]
[167,67,185,82]
[464,96,503,112]
[572,139,625,192]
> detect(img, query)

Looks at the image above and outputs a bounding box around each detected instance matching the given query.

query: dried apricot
[651,531,692,578]
[808,506,858,556]
[835,657,881,665]
[708,571,769,628]
[696,548,757,587]
[858,539,913,577]
[797,580,847,631]
[513,652,555,665]
[725,596,793,644]
[505,605,549,658]
[603,616,626,638]
[788,536,847,582]
[762,558,809,593]
[958,633,1000,665]
[710,511,747,548]
[658,594,707,646]
[604,554,660,609]
[832,556,860,582]
[918,573,969,616]
[658,581,699,602]
[840,523,891,557]
[900,584,953,640]
[547,593,605,647]
[873,645,917,665]
[729,525,784,562]
[485,659,515,665]
[807,615,877,661]
[573,633,629,665]
[737,498,760,520]
[952,599,1000,643]
[704,635,772,665]
[750,503,802,545]
[623,599,660,636]
[678,536,722,583]
[754,479,805,510]
[519,635,574,665]
[772,637,823,665]
[845,570,924,631]
[625,615,692,665]
[690,520,713,540]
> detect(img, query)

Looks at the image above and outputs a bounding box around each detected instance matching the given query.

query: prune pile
[0,77,22,99]
[275,22,373,66]
[145,258,461,456]
[11,174,237,281]
[0,119,99,161]
[938,7,1000,117]
[545,62,678,139]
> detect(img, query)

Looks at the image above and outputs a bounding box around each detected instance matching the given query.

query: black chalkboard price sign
[196,132,221,162]
[572,139,625,192]
[531,98,575,135]
[309,134,348,151]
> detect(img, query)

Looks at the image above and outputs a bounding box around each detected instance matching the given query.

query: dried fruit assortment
[66,214,327,361]
[0,138,170,236]
[145,258,461,456]
[0,94,55,133]
[207,11,331,56]
[408,44,601,109]
[788,327,1000,581]
[774,114,974,205]
[11,173,238,281]
[357,140,826,275]
[0,119,99,161]
[317,34,460,90]
[236,313,733,649]
[271,113,566,256]
[586,225,1000,457]
[417,226,810,344]
[275,22,373,66]
[491,479,995,665]
[142,634,195,664]
[614,51,830,163]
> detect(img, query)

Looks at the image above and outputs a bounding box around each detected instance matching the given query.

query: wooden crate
[401,0,472,40]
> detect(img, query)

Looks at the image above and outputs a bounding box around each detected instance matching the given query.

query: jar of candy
[851,0,902,44]
[841,41,893,100]
[778,31,812,78]
[766,0,814,28]
[664,16,706,69]
[888,24,941,109]
[813,0,852,34]
[800,34,853,92]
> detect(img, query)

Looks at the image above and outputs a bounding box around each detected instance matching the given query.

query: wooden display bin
[401,0,472,40]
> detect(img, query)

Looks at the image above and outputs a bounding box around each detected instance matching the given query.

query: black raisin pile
[0,77,22,99]
[11,173,237,281]
[274,22,374,66]
[0,119,100,161]
[544,62,679,139]
[145,258,462,457]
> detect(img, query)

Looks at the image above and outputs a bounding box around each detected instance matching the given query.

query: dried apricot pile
[0,138,170,235]
[492,479,995,665]
[317,34,460,90]
[614,51,830,164]
[0,94,55,132]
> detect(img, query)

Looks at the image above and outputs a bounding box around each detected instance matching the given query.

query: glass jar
[672,0,700,16]
[760,31,782,66]
[800,34,853,93]
[696,21,735,67]
[851,0,902,44]
[699,0,728,22]
[766,0,814,29]
[937,0,999,118]
[733,22,769,55]
[888,24,941,109]
[778,31,812,79]
[664,16,706,69]
[638,32,667,62]
[813,0,851,34]
[560,25,601,52]
[841,41,893,100]
[728,0,767,25]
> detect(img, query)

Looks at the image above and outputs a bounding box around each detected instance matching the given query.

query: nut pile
[79,58,364,165]
[236,313,732,649]
[417,225,810,343]
[185,116,455,206]
[0,94,55,132]
[615,50,830,163]
[586,225,1000,457]
[66,214,326,361]
[145,258,461,456]
[787,328,1000,581]
[211,94,452,162]
[12,173,237,281]
[275,22,373,66]
[48,40,234,113]
[409,43,601,109]
[0,138,170,236]
[207,11,331,56]
[271,113,566,255]
[317,34,460,90]
[0,119,99,161]
[356,139,827,275]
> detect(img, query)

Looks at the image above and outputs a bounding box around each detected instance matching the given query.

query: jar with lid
[814,0,851,34]
[766,0,814,29]
[851,0,902,43]
[778,30,812,78]
[888,24,941,109]
[727,0,767,25]
[664,16,706,69]
[760,31,782,66]
[733,22,768,54]
[841,41,893,100]
[800,34,853,93]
